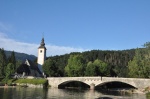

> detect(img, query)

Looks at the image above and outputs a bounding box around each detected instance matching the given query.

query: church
[16,38,46,77]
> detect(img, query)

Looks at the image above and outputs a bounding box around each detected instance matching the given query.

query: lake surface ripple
[0,87,147,99]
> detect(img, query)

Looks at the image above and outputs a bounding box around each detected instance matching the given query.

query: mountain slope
[5,50,37,61]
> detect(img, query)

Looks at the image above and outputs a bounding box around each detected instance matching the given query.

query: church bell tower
[37,37,46,73]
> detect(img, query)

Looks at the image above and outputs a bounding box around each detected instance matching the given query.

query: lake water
[0,87,148,99]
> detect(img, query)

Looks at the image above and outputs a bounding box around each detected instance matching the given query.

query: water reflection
[47,88,103,99]
[0,87,147,99]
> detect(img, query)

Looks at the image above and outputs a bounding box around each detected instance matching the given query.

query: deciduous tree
[128,42,150,78]
[65,55,85,77]
[93,59,109,76]
[85,61,97,76]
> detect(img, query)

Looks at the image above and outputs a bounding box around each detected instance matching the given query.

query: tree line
[43,42,150,78]
[0,48,17,79]
[1,42,150,79]
[43,48,136,77]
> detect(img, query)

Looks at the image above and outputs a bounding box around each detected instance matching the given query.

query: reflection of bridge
[47,77,150,89]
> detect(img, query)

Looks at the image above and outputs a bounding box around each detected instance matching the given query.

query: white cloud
[0,32,88,56]
[46,45,86,56]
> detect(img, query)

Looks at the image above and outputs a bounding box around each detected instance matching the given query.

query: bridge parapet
[47,77,150,89]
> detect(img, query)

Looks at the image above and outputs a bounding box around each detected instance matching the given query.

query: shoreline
[0,86,16,88]
[0,85,149,94]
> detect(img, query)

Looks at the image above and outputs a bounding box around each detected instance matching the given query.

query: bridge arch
[95,81,137,89]
[58,80,90,89]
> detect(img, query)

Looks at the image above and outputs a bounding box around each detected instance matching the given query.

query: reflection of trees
[47,88,102,99]
[1,87,47,99]
[146,92,150,99]
[3,88,8,99]
[0,88,148,99]
[17,88,46,99]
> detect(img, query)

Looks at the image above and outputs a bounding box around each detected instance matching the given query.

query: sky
[0,0,150,56]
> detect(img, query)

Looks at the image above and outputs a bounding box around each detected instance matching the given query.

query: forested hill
[82,49,135,66]
[46,49,136,77]
[5,50,36,61]
[48,49,136,66]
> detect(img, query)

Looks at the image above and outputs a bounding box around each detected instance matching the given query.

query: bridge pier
[90,83,95,90]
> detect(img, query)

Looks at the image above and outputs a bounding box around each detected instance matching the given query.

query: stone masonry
[47,77,150,89]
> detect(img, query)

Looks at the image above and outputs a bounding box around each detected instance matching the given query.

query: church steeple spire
[39,38,46,48]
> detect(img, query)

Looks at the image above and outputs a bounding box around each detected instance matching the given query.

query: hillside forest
[43,42,150,78]
[0,42,150,79]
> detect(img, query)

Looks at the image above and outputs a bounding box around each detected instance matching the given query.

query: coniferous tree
[5,63,15,79]
[0,48,7,77]
[8,51,16,70]
[43,58,57,77]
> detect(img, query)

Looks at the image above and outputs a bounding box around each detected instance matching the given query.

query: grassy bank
[0,78,48,87]
[15,79,47,85]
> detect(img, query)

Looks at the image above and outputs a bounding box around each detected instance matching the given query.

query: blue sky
[0,0,150,56]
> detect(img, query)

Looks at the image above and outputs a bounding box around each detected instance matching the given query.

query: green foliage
[128,60,139,78]
[94,59,109,76]
[5,63,15,79]
[8,51,16,70]
[85,59,109,76]
[47,49,135,77]
[128,42,150,78]
[16,60,22,69]
[65,55,85,77]
[146,92,150,99]
[1,78,16,85]
[15,79,48,85]
[85,61,97,76]
[114,65,127,77]
[0,48,7,77]
[43,58,58,77]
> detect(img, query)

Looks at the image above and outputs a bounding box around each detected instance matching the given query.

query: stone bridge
[47,77,150,89]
